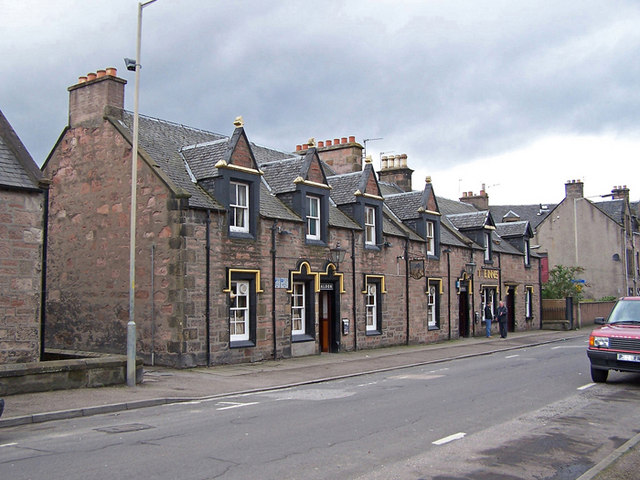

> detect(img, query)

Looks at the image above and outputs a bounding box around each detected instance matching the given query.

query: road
[1,337,639,479]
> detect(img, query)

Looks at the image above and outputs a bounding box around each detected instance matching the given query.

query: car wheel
[591,367,608,383]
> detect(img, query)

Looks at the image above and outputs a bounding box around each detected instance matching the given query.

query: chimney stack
[460,186,489,210]
[564,179,584,199]
[378,153,413,192]
[611,185,630,202]
[68,67,126,128]
[309,135,363,174]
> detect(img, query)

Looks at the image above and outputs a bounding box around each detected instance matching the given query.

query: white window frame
[426,221,435,255]
[230,182,249,233]
[482,288,496,318]
[230,280,249,342]
[524,239,531,266]
[366,283,377,331]
[484,231,491,261]
[427,284,437,328]
[291,282,306,335]
[306,195,320,240]
[525,286,533,318]
[365,206,376,245]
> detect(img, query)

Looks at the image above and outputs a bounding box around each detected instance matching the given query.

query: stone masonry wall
[0,188,44,364]
[44,122,187,366]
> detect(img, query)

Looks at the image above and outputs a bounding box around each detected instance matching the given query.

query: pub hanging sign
[409,259,425,280]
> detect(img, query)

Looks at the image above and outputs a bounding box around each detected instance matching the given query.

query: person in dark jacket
[484,303,493,337]
[497,300,508,338]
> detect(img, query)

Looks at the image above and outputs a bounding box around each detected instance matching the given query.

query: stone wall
[0,188,44,364]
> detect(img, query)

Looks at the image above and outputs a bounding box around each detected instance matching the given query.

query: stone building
[0,109,48,364]
[533,180,639,299]
[41,68,541,368]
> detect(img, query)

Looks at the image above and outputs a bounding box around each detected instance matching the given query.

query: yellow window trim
[427,277,443,295]
[287,261,320,293]
[361,274,387,294]
[320,263,346,293]
[223,269,264,293]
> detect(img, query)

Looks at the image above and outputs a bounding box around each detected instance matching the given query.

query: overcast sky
[2,0,639,205]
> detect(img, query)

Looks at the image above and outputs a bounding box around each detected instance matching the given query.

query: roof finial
[307,137,316,147]
[426,176,432,184]
[233,116,244,128]
[365,154,372,164]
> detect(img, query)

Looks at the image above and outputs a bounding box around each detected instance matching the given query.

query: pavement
[0,327,637,479]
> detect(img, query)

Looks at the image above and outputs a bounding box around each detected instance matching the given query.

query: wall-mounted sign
[320,282,334,291]
[481,268,499,280]
[274,277,289,289]
[409,259,425,279]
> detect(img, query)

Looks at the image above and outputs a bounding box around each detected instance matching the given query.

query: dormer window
[484,231,492,262]
[306,195,321,240]
[365,206,376,245]
[426,221,435,256]
[230,181,249,233]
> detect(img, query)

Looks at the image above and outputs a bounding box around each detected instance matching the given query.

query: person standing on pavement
[484,303,493,338]
[497,300,508,338]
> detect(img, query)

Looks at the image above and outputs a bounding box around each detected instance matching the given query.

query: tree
[542,265,585,301]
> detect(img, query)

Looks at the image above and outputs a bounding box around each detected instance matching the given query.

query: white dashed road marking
[433,432,466,445]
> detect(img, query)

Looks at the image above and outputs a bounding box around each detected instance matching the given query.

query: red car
[587,297,640,383]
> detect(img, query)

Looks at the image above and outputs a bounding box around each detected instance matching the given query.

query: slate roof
[489,204,554,230]
[384,191,423,220]
[0,109,43,191]
[114,112,225,210]
[259,182,301,222]
[593,199,626,225]
[495,221,530,238]
[327,172,362,205]
[180,139,228,180]
[437,196,477,215]
[260,156,307,194]
[447,210,492,230]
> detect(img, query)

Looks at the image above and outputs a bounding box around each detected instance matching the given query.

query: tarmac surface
[0,327,637,480]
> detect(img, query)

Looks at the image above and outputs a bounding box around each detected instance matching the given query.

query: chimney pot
[96,69,106,78]
[302,144,309,150]
[106,67,117,76]
[341,137,347,144]
[78,76,88,83]
[348,135,355,143]
[326,139,332,146]
[318,141,324,148]
[296,145,301,151]
[87,72,97,81]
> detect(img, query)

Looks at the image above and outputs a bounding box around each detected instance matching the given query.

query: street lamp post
[126,0,158,387]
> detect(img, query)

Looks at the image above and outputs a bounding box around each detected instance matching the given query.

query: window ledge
[230,340,255,349]
[292,334,315,343]
[365,330,382,336]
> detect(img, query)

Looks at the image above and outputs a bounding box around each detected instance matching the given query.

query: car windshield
[608,300,640,324]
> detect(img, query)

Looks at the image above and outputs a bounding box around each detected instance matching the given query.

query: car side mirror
[594,317,605,325]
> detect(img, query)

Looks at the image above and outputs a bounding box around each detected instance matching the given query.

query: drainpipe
[405,238,410,345]
[151,243,155,365]
[271,220,278,359]
[443,248,452,340]
[538,254,543,330]
[205,210,211,366]
[40,187,50,360]
[352,230,357,351]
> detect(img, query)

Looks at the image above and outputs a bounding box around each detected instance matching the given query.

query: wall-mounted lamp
[465,261,477,277]
[377,240,392,248]
[328,241,347,269]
